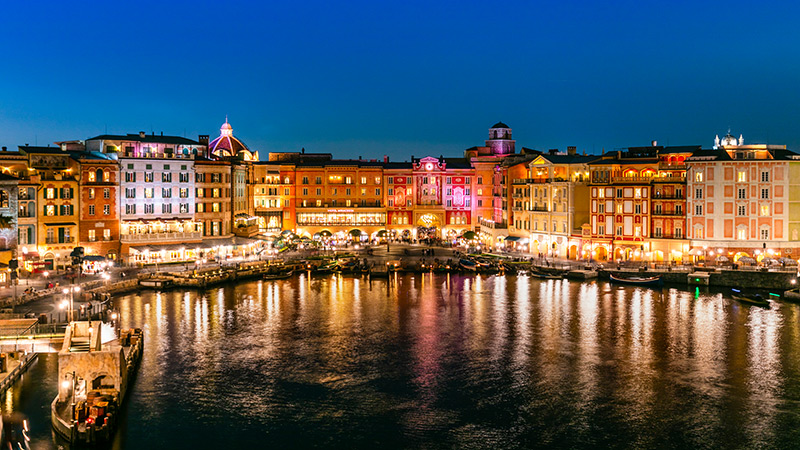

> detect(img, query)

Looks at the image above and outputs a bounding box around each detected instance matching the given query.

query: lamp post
[62,286,80,322]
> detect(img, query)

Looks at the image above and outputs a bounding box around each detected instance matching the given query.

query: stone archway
[595,246,608,261]
[568,244,578,259]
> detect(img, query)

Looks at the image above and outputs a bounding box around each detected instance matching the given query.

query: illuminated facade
[75,150,120,261]
[195,157,232,238]
[686,133,800,262]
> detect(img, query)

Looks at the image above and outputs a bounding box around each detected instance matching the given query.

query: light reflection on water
[12,274,800,449]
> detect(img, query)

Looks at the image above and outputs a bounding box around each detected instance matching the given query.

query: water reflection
[15,275,800,449]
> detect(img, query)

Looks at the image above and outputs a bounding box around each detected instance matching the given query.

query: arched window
[96,169,103,181]
[103,170,110,182]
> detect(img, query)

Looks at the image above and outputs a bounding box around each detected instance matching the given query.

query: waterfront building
[410,156,474,240]
[0,146,38,272]
[384,161,415,239]
[524,149,595,258]
[686,133,800,262]
[73,148,120,261]
[587,146,659,261]
[293,159,386,240]
[0,173,19,286]
[251,162,285,234]
[649,146,695,262]
[22,146,81,270]
[87,132,205,264]
[194,157,232,238]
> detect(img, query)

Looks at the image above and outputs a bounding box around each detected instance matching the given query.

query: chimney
[198,135,209,146]
[160,131,163,136]
[139,131,145,138]
[651,140,658,147]
[567,146,577,156]
[1,147,6,152]
[383,155,388,163]
[359,156,362,160]
[301,148,305,154]
[548,149,558,155]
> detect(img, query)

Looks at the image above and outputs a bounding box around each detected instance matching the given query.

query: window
[738,228,746,240]
[125,172,136,182]
[284,188,290,196]
[145,164,152,170]
[761,229,770,240]
[316,200,322,207]
[616,189,623,198]
[616,204,623,213]
[761,188,769,199]
[180,203,189,213]
[598,225,605,235]
[88,188,95,199]
[316,188,321,196]
[180,188,188,198]
[695,204,703,215]
[103,229,111,240]
[88,230,96,241]
[103,204,110,215]
[346,188,351,196]
[654,227,662,237]
[761,205,770,216]
[761,171,770,182]
[162,188,171,198]
[477,176,483,185]
[375,177,381,185]
[634,188,641,199]
[695,171,703,182]
[103,188,110,199]
[88,171,96,182]
[144,188,154,199]
[635,204,641,214]
[361,177,367,184]
[616,226,623,236]
[180,173,189,183]
[447,199,452,207]
[598,203,605,213]
[162,203,172,214]
[213,203,221,212]
[477,188,482,196]
[196,203,205,213]
[144,204,154,214]
[465,177,470,184]
[345,177,352,184]
[125,204,136,214]
[46,205,55,216]
[46,188,56,199]
[477,200,483,207]
[145,172,153,182]
[302,177,309,184]
[162,173,172,182]
[88,205,95,215]
[376,188,381,196]
[738,205,746,216]
[635,226,641,237]
[446,177,452,184]
[738,188,746,199]
[361,188,366,196]
[302,188,308,196]
[695,188,703,199]
[315,176,322,184]
[737,171,747,182]
[212,188,220,198]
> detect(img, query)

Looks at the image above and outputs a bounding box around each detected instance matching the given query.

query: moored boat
[263,270,293,281]
[731,291,770,307]
[530,271,562,280]
[609,274,662,287]
[459,259,478,271]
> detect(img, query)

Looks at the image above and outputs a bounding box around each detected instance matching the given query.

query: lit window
[695,171,703,182]
[737,171,746,182]
[761,205,770,216]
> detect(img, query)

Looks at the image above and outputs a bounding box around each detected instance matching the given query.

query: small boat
[732,292,770,308]
[782,288,800,303]
[139,278,172,289]
[459,259,478,271]
[530,271,562,280]
[263,270,293,281]
[609,274,662,287]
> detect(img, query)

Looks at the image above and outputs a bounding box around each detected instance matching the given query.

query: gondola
[530,271,562,280]
[459,259,478,271]
[263,270,293,281]
[609,274,662,287]
[731,290,770,308]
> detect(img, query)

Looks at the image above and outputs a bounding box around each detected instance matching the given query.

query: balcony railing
[652,233,684,239]
[652,194,685,200]
[611,176,653,183]
[45,237,74,244]
[120,231,202,243]
[479,217,507,229]
[531,206,549,212]
[658,162,687,170]
[652,175,686,183]
[652,211,684,217]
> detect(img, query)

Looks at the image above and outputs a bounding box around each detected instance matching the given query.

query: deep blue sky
[2,1,799,160]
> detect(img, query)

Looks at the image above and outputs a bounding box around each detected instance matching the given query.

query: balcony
[479,217,507,229]
[45,237,74,244]
[652,175,686,183]
[120,231,202,243]
[611,176,653,183]
[658,162,687,170]
[652,233,684,239]
[652,194,685,200]
[652,211,684,217]
[513,178,537,185]
[531,206,549,212]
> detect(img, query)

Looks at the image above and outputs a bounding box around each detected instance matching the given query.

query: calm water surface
[7,274,800,449]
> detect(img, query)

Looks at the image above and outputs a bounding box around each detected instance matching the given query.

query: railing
[45,237,74,244]
[611,176,652,183]
[652,211,684,217]
[479,217,507,229]
[652,175,686,183]
[658,162,687,170]
[651,234,684,239]
[120,231,202,243]
[652,194,684,200]
[531,206,549,212]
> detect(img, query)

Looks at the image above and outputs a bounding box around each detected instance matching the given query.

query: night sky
[2,0,799,160]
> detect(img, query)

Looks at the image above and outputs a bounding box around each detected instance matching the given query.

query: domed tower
[486,122,515,155]
[208,118,259,161]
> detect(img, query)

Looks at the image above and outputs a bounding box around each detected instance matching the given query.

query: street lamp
[62,286,80,322]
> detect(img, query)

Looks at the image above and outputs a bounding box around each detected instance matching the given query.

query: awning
[234,213,251,219]
[43,222,76,227]
[504,236,522,242]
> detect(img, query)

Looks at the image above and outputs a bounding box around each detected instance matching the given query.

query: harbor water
[6,273,800,448]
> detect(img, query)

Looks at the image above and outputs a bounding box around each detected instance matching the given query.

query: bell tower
[486,122,515,155]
